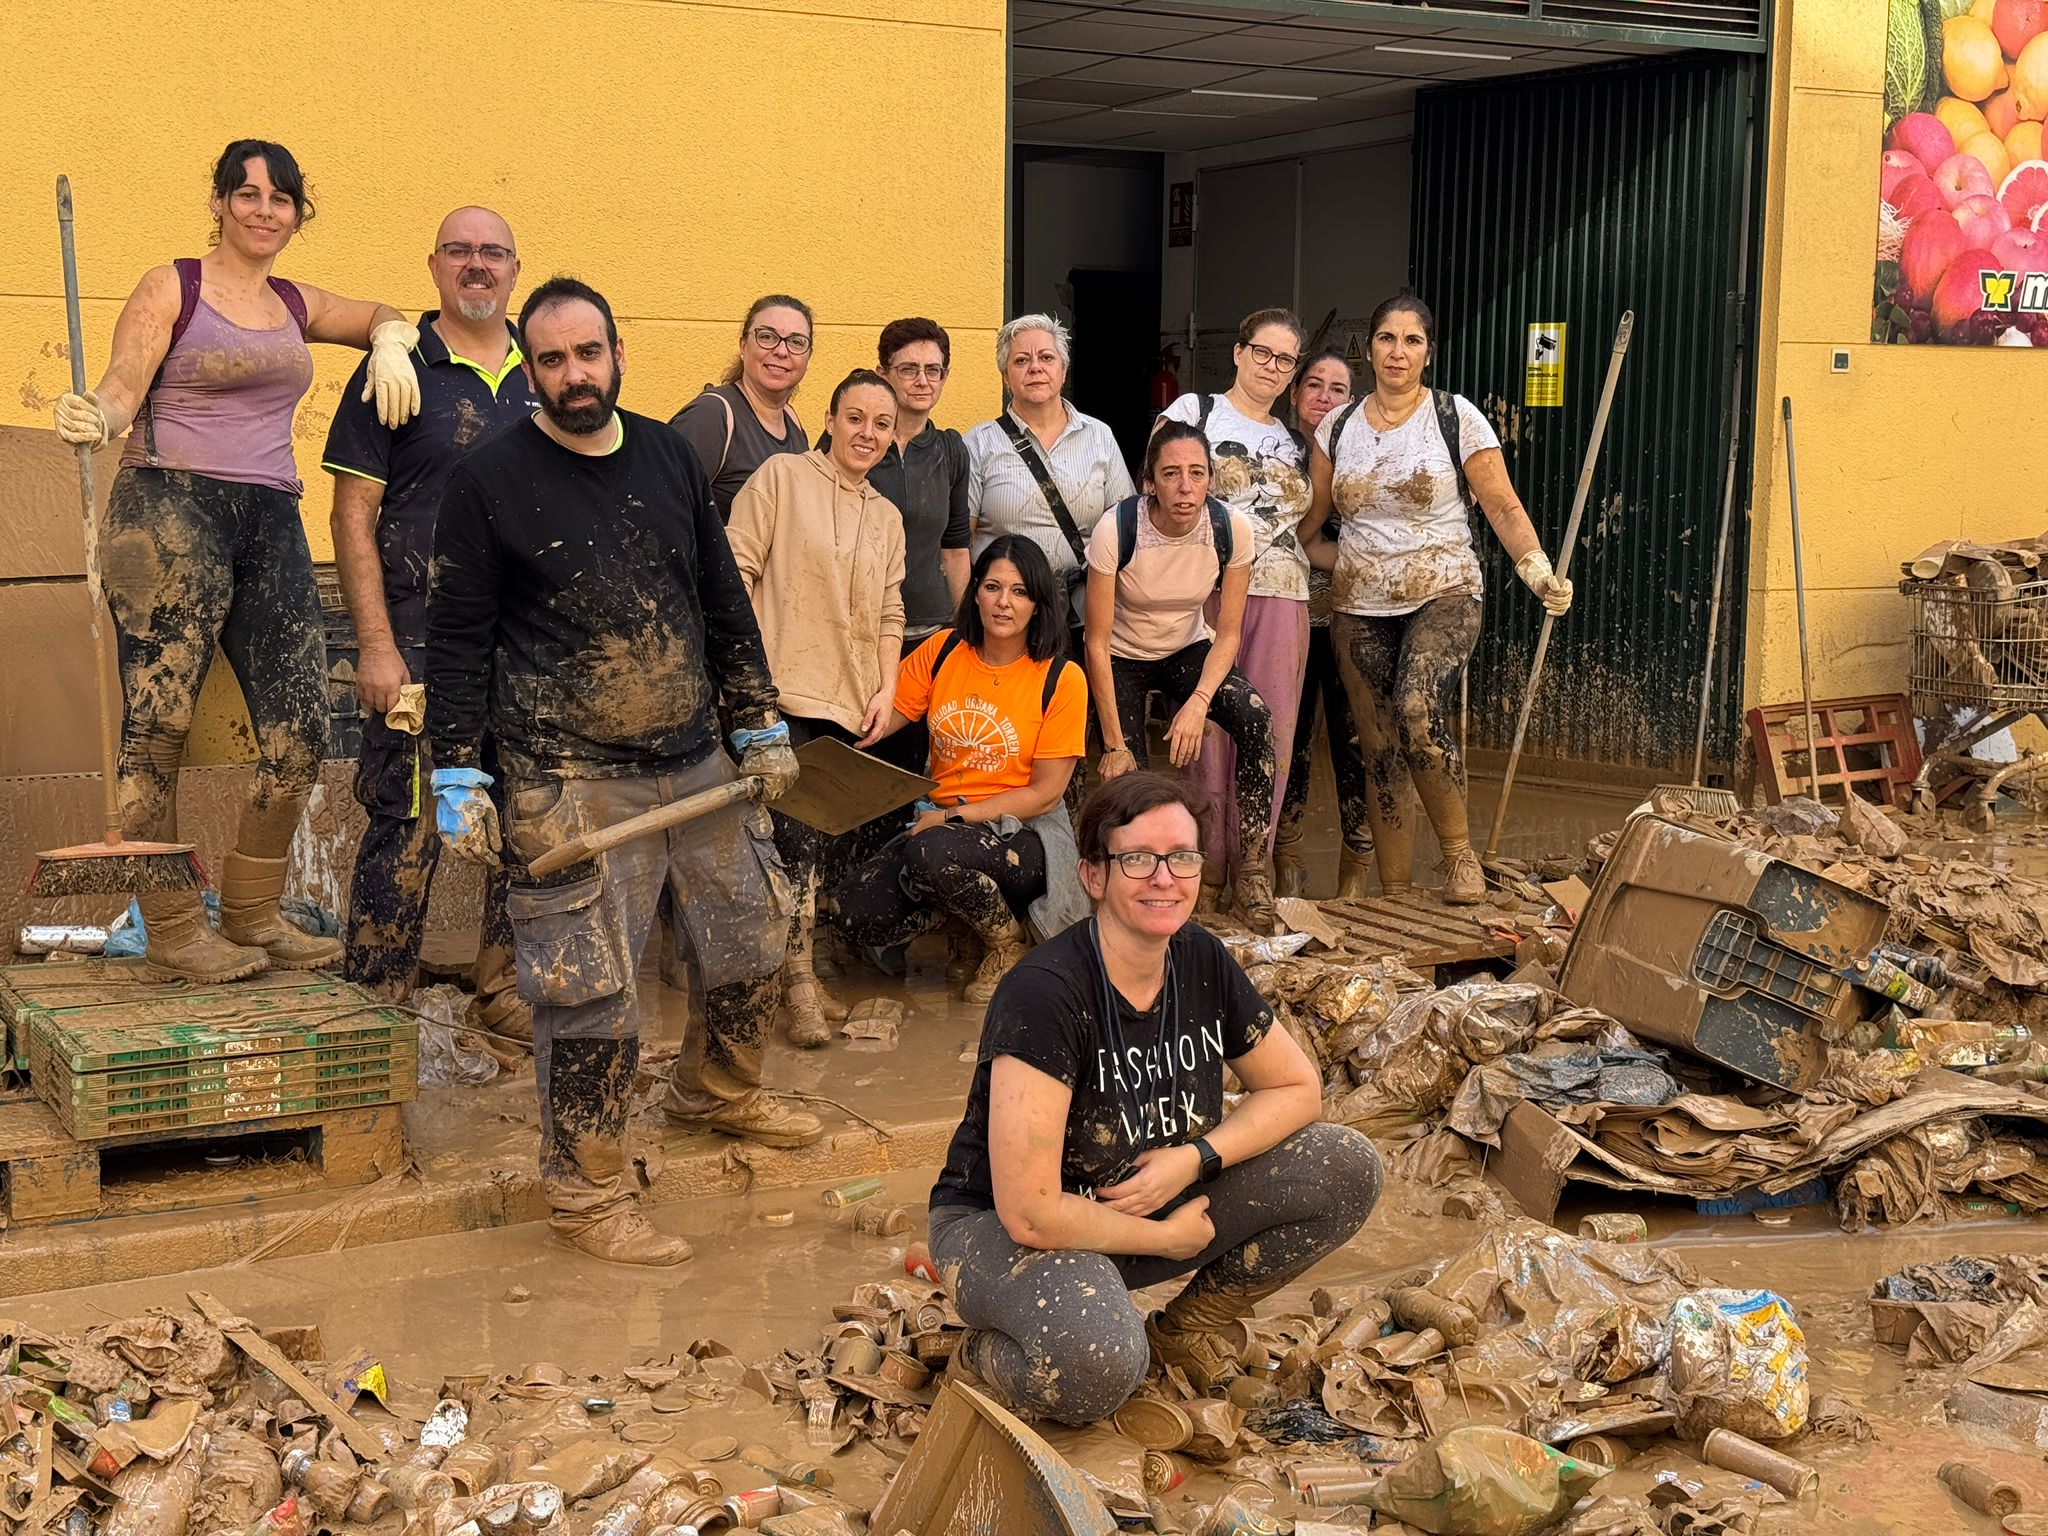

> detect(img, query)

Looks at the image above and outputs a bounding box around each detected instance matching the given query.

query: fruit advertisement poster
[1877,0,2048,344]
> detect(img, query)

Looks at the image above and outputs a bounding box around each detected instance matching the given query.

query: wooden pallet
[1312,893,1519,970]
[0,1096,402,1225]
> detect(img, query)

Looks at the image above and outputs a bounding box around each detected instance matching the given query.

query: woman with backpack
[1084,422,1279,933]
[1154,308,1312,920]
[668,293,813,522]
[1298,293,1573,905]
[49,140,421,984]
[832,537,1089,1004]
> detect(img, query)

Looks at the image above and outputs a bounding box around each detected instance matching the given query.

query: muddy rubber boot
[217,853,343,969]
[963,914,1028,1006]
[1335,848,1373,900]
[945,922,982,984]
[1233,860,1281,935]
[473,934,533,1046]
[137,891,269,984]
[561,1208,693,1266]
[1273,825,1308,899]
[670,1090,824,1148]
[1438,839,1486,906]
[781,895,843,1049]
[1197,880,1226,916]
[1147,1281,1283,1393]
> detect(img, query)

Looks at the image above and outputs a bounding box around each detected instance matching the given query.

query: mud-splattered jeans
[503,752,789,1231]
[1109,642,1276,874]
[929,1122,1383,1425]
[832,822,1047,950]
[343,677,516,1008]
[1279,624,1372,858]
[1331,597,1482,892]
[102,467,326,850]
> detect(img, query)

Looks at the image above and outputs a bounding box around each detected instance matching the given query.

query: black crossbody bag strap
[1001,412,1088,565]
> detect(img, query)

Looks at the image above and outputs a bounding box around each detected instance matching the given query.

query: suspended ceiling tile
[1011,97,1100,124]
[1025,15,1221,52]
[1190,66,1390,97]
[1009,0,1078,26]
[1149,30,1357,65]
[1071,2,1245,32]
[1014,75,1166,104]
[1013,46,1107,78]
[1064,55,1254,86]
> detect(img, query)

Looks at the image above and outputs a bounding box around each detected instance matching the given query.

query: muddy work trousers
[504,753,789,1232]
[929,1122,1383,1425]
[102,467,326,848]
[1279,624,1372,857]
[1188,595,1307,882]
[1109,643,1275,874]
[1331,597,1481,893]
[831,822,1046,952]
[344,693,516,1007]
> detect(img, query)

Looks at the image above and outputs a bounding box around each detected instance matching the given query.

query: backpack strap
[1206,496,1234,580]
[1196,393,1217,435]
[708,387,737,481]
[933,628,965,678]
[1432,388,1473,508]
[1115,495,1140,572]
[268,276,309,338]
[146,260,309,463]
[1325,398,1365,459]
[1041,657,1072,713]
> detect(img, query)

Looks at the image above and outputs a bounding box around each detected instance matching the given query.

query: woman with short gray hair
[964,314,1134,647]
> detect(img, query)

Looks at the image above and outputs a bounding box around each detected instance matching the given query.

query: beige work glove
[53,390,110,447]
[363,320,422,429]
[1515,549,1574,617]
[385,683,427,735]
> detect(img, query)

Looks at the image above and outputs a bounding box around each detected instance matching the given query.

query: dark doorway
[1067,267,1162,477]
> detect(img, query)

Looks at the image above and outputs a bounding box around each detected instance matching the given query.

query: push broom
[26,176,205,898]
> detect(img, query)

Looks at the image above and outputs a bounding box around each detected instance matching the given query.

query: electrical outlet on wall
[1831,349,1850,373]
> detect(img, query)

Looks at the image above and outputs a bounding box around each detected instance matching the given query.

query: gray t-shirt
[668,383,806,523]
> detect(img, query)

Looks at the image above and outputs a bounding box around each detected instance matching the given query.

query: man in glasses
[324,206,537,1040]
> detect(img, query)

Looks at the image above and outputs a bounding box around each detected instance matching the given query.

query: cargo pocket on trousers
[506,874,628,1007]
[745,805,794,918]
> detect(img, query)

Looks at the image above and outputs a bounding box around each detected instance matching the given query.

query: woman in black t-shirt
[927,773,1382,1425]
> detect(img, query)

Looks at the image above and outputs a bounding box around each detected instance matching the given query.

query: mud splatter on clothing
[426,412,778,781]
[102,467,325,844]
[1331,598,1481,889]
[929,1123,1382,1423]
[1318,390,1499,618]
[537,1034,640,1232]
[833,821,1046,951]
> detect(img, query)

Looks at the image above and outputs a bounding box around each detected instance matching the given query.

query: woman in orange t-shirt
[833,536,1089,1003]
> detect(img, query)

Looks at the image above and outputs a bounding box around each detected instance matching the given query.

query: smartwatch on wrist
[1193,1136,1223,1184]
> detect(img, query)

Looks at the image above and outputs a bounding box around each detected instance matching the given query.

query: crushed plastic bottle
[419,1399,470,1451]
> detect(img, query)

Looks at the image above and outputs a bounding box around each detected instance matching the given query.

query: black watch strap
[1193,1136,1222,1184]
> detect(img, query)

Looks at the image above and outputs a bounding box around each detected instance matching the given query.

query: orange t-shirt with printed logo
[894,631,1089,805]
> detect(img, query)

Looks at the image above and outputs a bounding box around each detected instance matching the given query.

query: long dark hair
[954,536,1065,664]
[210,140,313,244]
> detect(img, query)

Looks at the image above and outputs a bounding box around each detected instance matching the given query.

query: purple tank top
[122,294,315,496]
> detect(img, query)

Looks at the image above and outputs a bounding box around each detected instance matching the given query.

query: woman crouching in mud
[51,140,422,983]
[927,772,1382,1424]
[1297,293,1572,906]
[832,537,1090,1005]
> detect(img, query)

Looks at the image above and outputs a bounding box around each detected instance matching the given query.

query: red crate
[1745,693,1923,807]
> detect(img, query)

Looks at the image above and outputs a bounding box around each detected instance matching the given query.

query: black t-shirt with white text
[930,920,1271,1212]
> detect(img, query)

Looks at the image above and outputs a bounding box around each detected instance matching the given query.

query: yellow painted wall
[1,0,1006,765]
[1746,0,2048,712]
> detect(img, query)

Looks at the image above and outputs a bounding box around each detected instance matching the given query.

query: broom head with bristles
[26,835,206,898]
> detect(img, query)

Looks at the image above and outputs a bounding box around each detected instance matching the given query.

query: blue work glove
[430,767,501,863]
[731,721,799,804]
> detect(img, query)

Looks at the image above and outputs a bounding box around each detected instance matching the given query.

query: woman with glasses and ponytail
[926,772,1381,1425]
[1153,307,1312,926]
[669,294,814,522]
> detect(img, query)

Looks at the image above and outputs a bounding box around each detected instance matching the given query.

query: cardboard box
[0,425,119,580]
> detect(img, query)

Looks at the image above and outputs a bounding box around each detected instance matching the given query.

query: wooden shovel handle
[525,777,760,879]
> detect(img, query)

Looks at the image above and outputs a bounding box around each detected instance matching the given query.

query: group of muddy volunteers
[47,139,1579,1423]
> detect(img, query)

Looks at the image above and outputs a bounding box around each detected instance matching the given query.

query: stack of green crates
[8,967,418,1140]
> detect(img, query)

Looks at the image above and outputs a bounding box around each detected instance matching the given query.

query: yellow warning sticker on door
[1525,322,1565,407]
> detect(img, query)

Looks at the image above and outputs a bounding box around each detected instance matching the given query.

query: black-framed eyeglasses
[750,326,813,356]
[438,242,515,264]
[1243,342,1301,373]
[1106,849,1205,879]
[889,362,947,381]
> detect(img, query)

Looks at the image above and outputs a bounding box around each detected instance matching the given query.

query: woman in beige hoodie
[726,369,907,1047]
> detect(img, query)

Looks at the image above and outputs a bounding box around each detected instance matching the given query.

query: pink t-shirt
[1087,499,1256,661]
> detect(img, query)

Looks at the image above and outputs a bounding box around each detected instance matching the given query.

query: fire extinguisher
[1150,346,1182,412]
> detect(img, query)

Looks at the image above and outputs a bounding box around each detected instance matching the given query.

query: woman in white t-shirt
[1155,307,1312,921]
[1083,422,1277,932]
[1297,294,1573,905]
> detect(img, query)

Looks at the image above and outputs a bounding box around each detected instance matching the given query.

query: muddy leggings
[101,467,326,851]
[832,822,1046,950]
[1330,596,1482,893]
[929,1122,1382,1425]
[1109,642,1275,873]
[1278,624,1372,857]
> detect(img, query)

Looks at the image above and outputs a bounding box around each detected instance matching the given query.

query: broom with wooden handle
[27,176,205,898]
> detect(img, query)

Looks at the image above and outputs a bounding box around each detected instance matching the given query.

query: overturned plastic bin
[1558,814,1886,1091]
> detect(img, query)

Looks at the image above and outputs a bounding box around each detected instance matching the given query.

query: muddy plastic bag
[1362,1426,1609,1535]
[416,984,500,1087]
[1668,1289,1809,1442]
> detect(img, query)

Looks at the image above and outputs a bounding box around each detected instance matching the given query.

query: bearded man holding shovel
[426,276,822,1267]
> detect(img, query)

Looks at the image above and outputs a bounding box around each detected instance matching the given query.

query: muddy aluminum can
[1578,1213,1649,1243]
[1567,1434,1629,1467]
[721,1488,781,1527]
[821,1177,883,1208]
[1941,1461,2023,1517]
[1701,1429,1818,1501]
[16,926,109,955]
[1141,1452,1186,1494]
[853,1203,910,1236]
[1300,1472,1379,1506]
[826,1334,882,1374]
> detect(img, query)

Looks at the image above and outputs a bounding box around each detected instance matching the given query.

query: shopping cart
[1902,570,2048,830]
